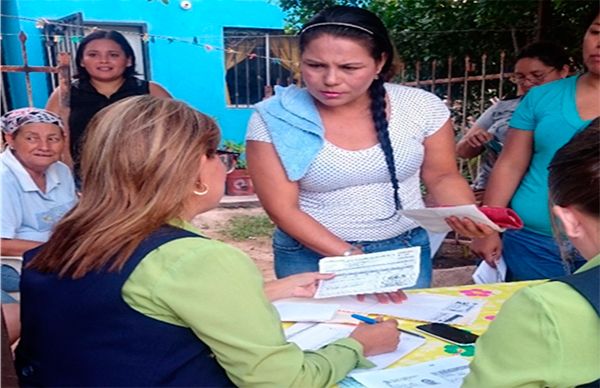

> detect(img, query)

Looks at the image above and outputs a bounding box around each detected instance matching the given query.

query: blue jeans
[502,228,586,281]
[273,227,432,289]
[1,265,20,304]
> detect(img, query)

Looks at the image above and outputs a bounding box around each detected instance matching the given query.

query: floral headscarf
[1,107,65,135]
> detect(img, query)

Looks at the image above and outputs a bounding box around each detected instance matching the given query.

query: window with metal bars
[224,27,296,107]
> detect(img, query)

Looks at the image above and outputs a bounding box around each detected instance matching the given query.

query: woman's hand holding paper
[445,216,495,238]
[264,272,335,301]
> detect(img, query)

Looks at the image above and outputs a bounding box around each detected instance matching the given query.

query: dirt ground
[192,207,476,288]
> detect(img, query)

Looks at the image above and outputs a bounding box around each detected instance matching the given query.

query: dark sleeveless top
[68,77,150,165]
[15,226,234,387]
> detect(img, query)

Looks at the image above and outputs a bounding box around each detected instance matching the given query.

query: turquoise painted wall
[1,0,286,142]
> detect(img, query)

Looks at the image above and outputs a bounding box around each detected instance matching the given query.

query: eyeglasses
[509,68,556,85]
[216,149,239,174]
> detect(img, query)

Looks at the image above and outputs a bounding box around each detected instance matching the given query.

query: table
[387,281,540,367]
[281,280,541,387]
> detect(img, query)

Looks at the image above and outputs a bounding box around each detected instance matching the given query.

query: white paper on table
[272,301,339,322]
[351,356,470,388]
[285,323,426,371]
[350,332,426,374]
[278,293,485,326]
[472,257,507,284]
[399,204,504,233]
[314,247,421,299]
[283,322,317,338]
[350,293,484,326]
[285,323,354,350]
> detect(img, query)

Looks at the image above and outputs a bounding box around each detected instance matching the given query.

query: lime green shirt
[463,255,600,388]
[121,221,373,387]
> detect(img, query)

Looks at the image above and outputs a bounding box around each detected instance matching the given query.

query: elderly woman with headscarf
[1,107,76,307]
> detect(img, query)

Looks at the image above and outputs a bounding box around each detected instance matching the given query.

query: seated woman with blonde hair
[15,96,399,387]
[463,118,600,387]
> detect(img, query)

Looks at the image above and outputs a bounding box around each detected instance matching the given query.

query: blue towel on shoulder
[254,85,324,181]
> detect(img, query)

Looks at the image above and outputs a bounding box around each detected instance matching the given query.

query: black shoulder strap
[119,225,206,277]
[577,380,600,388]
[555,266,600,388]
[554,266,600,316]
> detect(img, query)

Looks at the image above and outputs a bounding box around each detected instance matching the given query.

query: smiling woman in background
[46,30,171,184]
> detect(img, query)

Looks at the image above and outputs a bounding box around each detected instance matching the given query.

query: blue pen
[351,313,378,324]
[351,313,426,339]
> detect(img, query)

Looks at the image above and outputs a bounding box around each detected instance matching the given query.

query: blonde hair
[30,95,220,278]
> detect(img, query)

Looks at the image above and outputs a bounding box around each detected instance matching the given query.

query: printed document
[314,247,421,298]
[328,293,484,325]
[351,293,484,325]
[399,204,504,233]
[351,356,470,388]
[277,293,485,325]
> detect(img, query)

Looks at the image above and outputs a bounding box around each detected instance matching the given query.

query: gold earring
[193,182,209,196]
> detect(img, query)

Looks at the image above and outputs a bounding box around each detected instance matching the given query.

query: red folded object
[479,206,524,230]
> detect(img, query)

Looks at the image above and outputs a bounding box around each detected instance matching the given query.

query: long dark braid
[369,77,401,210]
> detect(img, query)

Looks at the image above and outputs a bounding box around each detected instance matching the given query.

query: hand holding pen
[351,313,425,340]
[348,316,400,356]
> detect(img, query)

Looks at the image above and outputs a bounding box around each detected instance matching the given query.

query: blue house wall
[1,0,286,142]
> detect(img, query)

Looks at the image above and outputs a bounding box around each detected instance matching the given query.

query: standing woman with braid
[246,6,491,291]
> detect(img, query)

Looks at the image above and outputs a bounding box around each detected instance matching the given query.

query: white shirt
[246,83,449,241]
